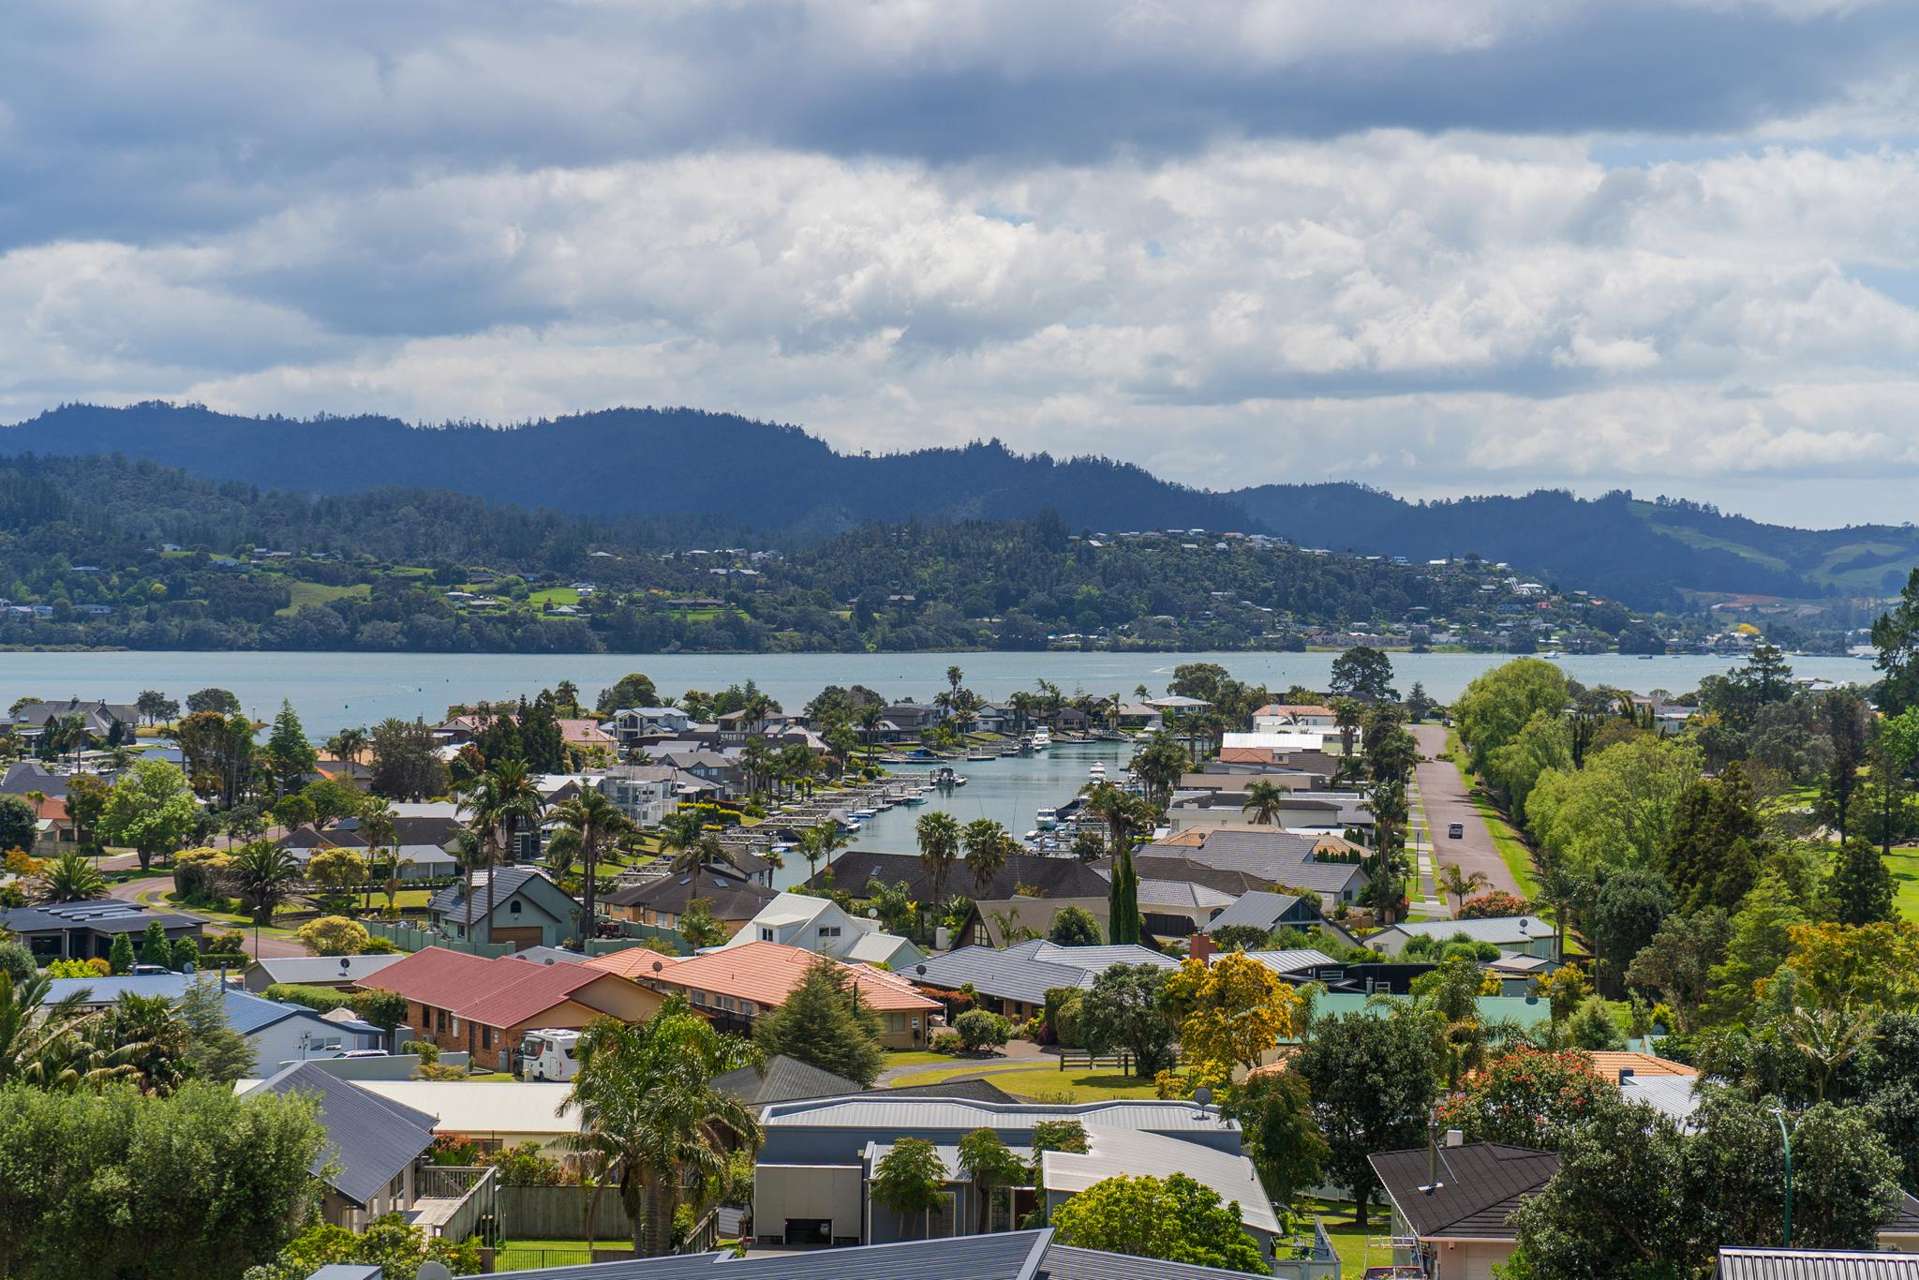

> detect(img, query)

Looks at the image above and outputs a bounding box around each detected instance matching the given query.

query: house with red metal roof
[629,940,941,1050]
[360,946,664,1070]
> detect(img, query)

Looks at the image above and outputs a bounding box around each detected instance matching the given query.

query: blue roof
[487,1230,1053,1279]
[220,988,315,1035]
[41,973,192,1005]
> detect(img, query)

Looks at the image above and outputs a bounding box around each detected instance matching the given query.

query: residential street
[1409,723,1522,900]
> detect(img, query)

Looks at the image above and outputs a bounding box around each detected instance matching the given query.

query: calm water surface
[0,649,1875,738]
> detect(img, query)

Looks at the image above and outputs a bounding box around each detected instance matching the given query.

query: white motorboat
[1035,807,1058,830]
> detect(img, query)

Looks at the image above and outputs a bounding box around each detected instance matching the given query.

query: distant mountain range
[6,401,1915,609]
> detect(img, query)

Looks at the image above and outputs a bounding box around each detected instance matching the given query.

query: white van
[519,1028,583,1081]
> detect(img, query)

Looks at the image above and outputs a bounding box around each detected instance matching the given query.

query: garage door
[491,927,545,951]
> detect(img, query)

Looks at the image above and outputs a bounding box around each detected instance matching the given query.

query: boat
[934,765,959,788]
[1087,761,1107,780]
[902,793,927,805]
[1035,806,1058,830]
[966,751,996,762]
[1030,728,1053,750]
[851,807,878,820]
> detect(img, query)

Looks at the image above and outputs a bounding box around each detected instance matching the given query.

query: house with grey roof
[0,898,204,963]
[427,866,580,951]
[1201,889,1322,937]
[8,698,138,743]
[904,940,1178,1020]
[1367,915,1560,961]
[41,974,381,1066]
[244,1061,438,1230]
[753,1096,1278,1261]
[243,952,408,993]
[1145,829,1370,910]
[723,891,925,969]
[1719,1248,1919,1280]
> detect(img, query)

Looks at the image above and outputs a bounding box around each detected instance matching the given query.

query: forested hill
[1231,483,1919,605]
[0,402,1250,536]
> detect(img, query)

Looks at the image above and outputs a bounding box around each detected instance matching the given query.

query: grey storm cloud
[9,0,1919,523]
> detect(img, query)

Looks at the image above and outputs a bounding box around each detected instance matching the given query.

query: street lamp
[1772,1106,1794,1247]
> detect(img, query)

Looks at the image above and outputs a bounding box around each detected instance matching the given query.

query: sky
[6,1,1919,526]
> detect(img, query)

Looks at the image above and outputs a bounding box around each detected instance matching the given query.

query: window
[482,1026,493,1050]
[759,927,774,942]
[818,926,841,938]
[508,900,523,916]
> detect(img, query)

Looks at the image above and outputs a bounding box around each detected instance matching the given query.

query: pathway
[1408,723,1521,898]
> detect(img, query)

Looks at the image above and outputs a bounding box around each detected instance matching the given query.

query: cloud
[7,2,1919,522]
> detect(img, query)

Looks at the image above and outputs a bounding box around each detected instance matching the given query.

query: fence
[1270,1217,1344,1280]
[498,1185,637,1242]
[365,919,514,957]
[588,925,689,957]
[418,1165,499,1246]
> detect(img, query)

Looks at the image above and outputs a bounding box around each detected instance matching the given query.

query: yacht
[1035,806,1059,830]
[1030,728,1053,750]
[1087,761,1107,780]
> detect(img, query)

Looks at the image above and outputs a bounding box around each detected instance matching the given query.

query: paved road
[1409,723,1522,901]
[107,872,307,958]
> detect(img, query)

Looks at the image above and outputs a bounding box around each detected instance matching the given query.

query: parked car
[1447,822,1464,839]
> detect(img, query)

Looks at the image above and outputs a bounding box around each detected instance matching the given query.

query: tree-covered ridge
[0,453,1656,654]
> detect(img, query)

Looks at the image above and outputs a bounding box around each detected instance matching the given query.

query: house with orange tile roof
[27,792,74,855]
[634,940,941,1049]
[1586,1050,1696,1080]
[359,946,664,1070]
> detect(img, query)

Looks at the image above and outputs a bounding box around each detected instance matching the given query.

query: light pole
[1772,1106,1794,1247]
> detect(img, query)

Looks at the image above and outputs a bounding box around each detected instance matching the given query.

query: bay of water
[0,649,1876,739]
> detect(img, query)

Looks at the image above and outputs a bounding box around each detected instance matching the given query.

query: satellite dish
[1194,1086,1214,1107]
[418,1263,454,1280]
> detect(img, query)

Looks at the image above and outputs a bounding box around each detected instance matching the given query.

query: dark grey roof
[603,867,775,917]
[1718,1250,1919,1280]
[882,1077,1019,1103]
[907,941,1176,1007]
[0,761,69,799]
[1151,831,1367,894]
[1202,890,1307,934]
[1037,1244,1258,1278]
[0,899,203,936]
[488,1228,1053,1279]
[714,1054,866,1106]
[247,1061,437,1207]
[1369,1143,1559,1239]
[427,865,558,918]
[1129,856,1279,897]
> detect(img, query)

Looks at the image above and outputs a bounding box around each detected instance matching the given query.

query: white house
[1252,703,1339,731]
[608,706,692,745]
[1221,730,1332,754]
[722,892,925,969]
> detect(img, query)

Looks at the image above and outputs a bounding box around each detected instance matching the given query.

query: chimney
[1189,933,1217,963]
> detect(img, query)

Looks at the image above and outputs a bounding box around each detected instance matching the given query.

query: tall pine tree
[1662,761,1766,915]
[1108,845,1140,945]
[1831,836,1895,926]
[753,957,885,1086]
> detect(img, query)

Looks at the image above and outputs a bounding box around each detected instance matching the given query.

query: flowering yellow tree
[1160,952,1301,1075]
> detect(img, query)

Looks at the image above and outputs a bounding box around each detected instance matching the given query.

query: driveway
[1409,723,1521,901]
[107,872,307,958]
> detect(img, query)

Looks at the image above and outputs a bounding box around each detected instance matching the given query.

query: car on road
[1447,822,1464,839]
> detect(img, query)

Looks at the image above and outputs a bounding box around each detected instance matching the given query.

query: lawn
[1294,1197,1396,1275]
[1890,846,1919,922]
[529,587,581,607]
[1471,789,1540,899]
[275,580,371,616]
[886,1061,1159,1102]
[881,1050,956,1070]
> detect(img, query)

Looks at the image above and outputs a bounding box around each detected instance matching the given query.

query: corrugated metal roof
[486,1228,1053,1279]
[1374,916,1553,944]
[1718,1249,1919,1280]
[249,954,407,985]
[1238,948,1338,974]
[1201,890,1308,934]
[762,1096,1233,1134]
[713,1054,865,1106]
[906,943,1174,1006]
[246,1062,437,1206]
[1039,1243,1261,1278]
[1042,1128,1280,1235]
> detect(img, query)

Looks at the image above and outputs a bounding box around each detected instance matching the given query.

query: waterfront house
[1252,703,1339,730]
[608,706,693,745]
[8,698,139,744]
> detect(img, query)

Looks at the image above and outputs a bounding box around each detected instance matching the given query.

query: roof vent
[1444,1128,1464,1148]
[1619,1068,1634,1083]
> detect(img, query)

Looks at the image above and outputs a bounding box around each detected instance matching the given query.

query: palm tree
[1130,733,1189,809]
[674,833,731,876]
[552,788,635,945]
[449,827,485,932]
[1079,781,1154,860]
[359,795,396,915]
[915,811,961,910]
[1241,780,1287,825]
[740,737,773,799]
[458,759,544,933]
[961,818,1012,895]
[1437,864,1489,916]
[0,970,103,1087]
[37,849,107,903]
[226,840,301,954]
[566,1004,763,1255]
[325,727,369,765]
[659,808,709,870]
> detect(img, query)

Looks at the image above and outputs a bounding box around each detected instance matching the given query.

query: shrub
[203,931,248,962]
[360,935,400,954]
[170,937,201,971]
[954,1008,1012,1053]
[485,1142,571,1186]
[1460,891,1532,919]
[264,983,358,1014]
[296,916,371,956]
[930,1030,965,1054]
[171,846,231,904]
[353,988,409,1033]
[47,957,111,978]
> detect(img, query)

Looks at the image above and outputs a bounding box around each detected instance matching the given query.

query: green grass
[1295,1198,1394,1274]
[1890,846,1919,922]
[887,1062,1158,1102]
[1471,790,1540,899]
[528,587,581,606]
[881,1049,957,1069]
[275,580,371,616]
